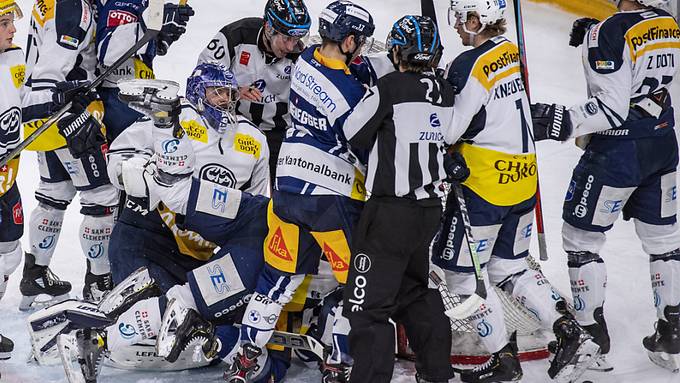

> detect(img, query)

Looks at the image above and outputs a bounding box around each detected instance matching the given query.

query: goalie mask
[448,0,506,35]
[186,62,240,136]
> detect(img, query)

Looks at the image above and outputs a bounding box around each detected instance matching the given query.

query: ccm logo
[107,10,138,27]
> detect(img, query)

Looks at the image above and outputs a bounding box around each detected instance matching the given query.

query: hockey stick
[444,182,487,320]
[513,0,549,261]
[0,0,165,168]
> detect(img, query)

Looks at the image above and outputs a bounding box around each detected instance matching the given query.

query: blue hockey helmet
[387,15,442,68]
[186,62,240,135]
[264,0,311,37]
[318,1,375,45]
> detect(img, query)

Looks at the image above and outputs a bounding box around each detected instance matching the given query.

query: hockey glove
[443,151,470,183]
[530,103,573,141]
[156,2,195,56]
[53,80,97,113]
[57,111,106,158]
[569,18,599,48]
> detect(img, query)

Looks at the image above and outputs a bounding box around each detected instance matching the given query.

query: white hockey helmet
[0,0,23,19]
[449,0,507,32]
[608,0,670,7]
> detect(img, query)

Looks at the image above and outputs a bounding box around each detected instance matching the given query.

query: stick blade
[145,0,165,32]
[444,294,485,320]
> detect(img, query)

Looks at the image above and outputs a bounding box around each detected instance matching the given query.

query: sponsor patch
[595,60,614,70]
[240,51,251,66]
[107,9,138,28]
[12,201,23,224]
[32,0,55,28]
[588,23,601,47]
[194,254,246,307]
[233,133,261,159]
[180,120,208,143]
[59,35,80,48]
[9,64,24,89]
[195,180,241,219]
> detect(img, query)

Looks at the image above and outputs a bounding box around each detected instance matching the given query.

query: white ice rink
[1,0,679,382]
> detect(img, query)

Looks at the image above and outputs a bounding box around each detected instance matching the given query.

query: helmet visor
[357,35,375,56]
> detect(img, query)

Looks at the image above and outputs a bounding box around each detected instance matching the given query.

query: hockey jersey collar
[313,47,351,75]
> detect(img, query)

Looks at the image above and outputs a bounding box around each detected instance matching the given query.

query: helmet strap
[339,35,359,66]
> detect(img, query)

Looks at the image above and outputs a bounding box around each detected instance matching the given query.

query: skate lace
[472,354,496,372]
[45,268,65,285]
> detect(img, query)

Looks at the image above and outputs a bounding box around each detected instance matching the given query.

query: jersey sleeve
[344,81,388,150]
[568,19,632,136]
[29,0,93,88]
[444,54,488,146]
[106,118,153,190]
[96,0,153,68]
[197,27,233,67]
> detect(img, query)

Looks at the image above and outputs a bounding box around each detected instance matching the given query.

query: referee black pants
[344,197,454,383]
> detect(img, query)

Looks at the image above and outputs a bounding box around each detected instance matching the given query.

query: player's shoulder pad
[219,17,263,47]
[446,38,498,94]
[586,12,641,74]
[55,0,91,50]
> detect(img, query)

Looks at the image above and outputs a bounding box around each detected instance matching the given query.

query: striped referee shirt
[344,70,458,200]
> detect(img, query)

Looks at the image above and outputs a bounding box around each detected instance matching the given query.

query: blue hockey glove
[156,2,195,56]
[443,152,470,183]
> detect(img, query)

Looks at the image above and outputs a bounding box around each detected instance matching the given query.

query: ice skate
[459,333,523,383]
[643,305,680,373]
[19,253,71,311]
[0,333,13,360]
[223,343,266,383]
[320,361,351,383]
[82,261,113,303]
[156,298,218,363]
[97,266,160,319]
[548,316,600,383]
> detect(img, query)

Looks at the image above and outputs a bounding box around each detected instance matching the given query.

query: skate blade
[647,350,680,373]
[20,293,70,312]
[553,339,600,383]
[0,351,11,360]
[57,333,86,383]
[586,353,613,372]
[156,298,188,359]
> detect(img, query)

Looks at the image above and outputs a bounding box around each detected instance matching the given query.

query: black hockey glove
[53,80,96,112]
[57,110,106,159]
[156,3,195,56]
[443,151,470,183]
[530,103,573,142]
[569,18,599,47]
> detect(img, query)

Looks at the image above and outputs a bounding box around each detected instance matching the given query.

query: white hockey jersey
[444,36,536,206]
[107,101,270,260]
[570,8,680,138]
[1,45,54,196]
[197,18,296,132]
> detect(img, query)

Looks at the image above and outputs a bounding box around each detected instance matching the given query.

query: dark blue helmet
[264,0,311,37]
[186,62,240,135]
[318,1,375,43]
[387,15,442,67]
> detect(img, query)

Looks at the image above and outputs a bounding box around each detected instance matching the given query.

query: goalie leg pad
[445,269,508,353]
[567,251,606,326]
[106,296,162,353]
[491,258,564,328]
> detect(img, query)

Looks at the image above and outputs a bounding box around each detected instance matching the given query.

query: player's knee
[442,270,480,297]
[635,220,680,255]
[166,283,199,312]
[78,185,119,215]
[35,181,76,209]
[0,241,22,276]
[566,250,602,268]
[562,222,606,254]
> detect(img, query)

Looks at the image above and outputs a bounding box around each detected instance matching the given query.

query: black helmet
[386,15,442,68]
[264,0,311,37]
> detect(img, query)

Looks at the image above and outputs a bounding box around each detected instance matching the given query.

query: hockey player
[341,15,455,383]
[530,0,680,372]
[431,1,601,382]
[224,1,376,382]
[197,0,311,179]
[20,0,118,308]
[97,0,194,140]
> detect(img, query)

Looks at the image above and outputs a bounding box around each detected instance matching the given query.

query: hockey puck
[582,381,593,383]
